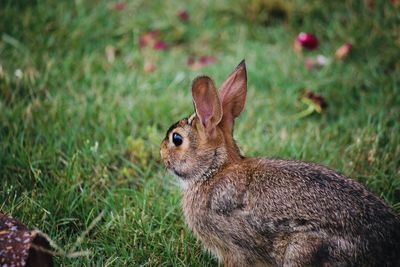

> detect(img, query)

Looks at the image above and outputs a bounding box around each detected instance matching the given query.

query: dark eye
[172,133,183,146]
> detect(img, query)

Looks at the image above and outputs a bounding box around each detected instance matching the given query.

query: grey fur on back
[183,158,400,267]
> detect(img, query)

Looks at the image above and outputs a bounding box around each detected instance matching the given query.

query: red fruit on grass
[187,57,195,66]
[139,30,168,51]
[114,2,126,11]
[139,30,161,48]
[365,0,375,9]
[177,10,190,22]
[199,56,217,66]
[187,56,217,70]
[296,32,319,50]
[335,43,353,60]
[153,41,168,51]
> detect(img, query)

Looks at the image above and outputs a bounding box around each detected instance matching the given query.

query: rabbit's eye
[172,133,183,146]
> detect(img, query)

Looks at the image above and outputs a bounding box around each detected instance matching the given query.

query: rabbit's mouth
[162,155,188,179]
[165,165,186,179]
[172,168,185,178]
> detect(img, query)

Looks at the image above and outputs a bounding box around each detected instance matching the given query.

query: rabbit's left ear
[219,60,247,134]
[192,76,222,137]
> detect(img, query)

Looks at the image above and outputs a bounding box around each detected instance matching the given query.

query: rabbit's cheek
[160,141,170,160]
[160,148,167,162]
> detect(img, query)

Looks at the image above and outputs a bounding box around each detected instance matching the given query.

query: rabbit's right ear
[219,60,247,134]
[192,76,222,138]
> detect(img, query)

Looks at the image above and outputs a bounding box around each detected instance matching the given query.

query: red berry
[177,10,189,22]
[297,32,319,50]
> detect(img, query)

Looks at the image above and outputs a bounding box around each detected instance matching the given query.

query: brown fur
[160,60,400,267]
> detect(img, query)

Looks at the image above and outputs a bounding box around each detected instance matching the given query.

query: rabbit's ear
[220,60,247,134]
[192,76,222,137]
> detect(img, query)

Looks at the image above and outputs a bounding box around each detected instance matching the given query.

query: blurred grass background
[1,0,399,265]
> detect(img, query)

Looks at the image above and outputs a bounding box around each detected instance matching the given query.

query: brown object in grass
[0,213,53,267]
[335,43,353,60]
[302,89,328,112]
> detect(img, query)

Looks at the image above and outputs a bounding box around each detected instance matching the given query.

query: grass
[1,0,399,265]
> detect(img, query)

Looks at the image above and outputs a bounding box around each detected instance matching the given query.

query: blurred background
[1,0,399,265]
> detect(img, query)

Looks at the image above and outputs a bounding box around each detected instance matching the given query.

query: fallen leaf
[304,58,315,70]
[316,55,330,66]
[187,56,195,66]
[144,60,156,73]
[105,45,116,63]
[187,56,217,70]
[293,39,303,54]
[114,2,126,11]
[335,43,352,60]
[177,10,189,22]
[139,30,160,48]
[365,0,375,9]
[302,89,328,113]
[304,55,330,70]
[15,69,23,80]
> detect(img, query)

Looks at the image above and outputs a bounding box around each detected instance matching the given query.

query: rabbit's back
[246,158,398,230]
[183,158,400,266]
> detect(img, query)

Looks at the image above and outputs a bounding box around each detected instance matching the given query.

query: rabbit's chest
[182,188,209,231]
[182,187,222,240]
[182,186,237,254]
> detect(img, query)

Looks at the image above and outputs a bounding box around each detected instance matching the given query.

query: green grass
[1,0,399,265]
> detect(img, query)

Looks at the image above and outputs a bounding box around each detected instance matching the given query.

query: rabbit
[160,60,400,267]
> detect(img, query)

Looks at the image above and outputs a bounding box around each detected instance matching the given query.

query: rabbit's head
[160,60,247,183]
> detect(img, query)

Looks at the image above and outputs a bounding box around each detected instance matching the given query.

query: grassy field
[1,0,399,265]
